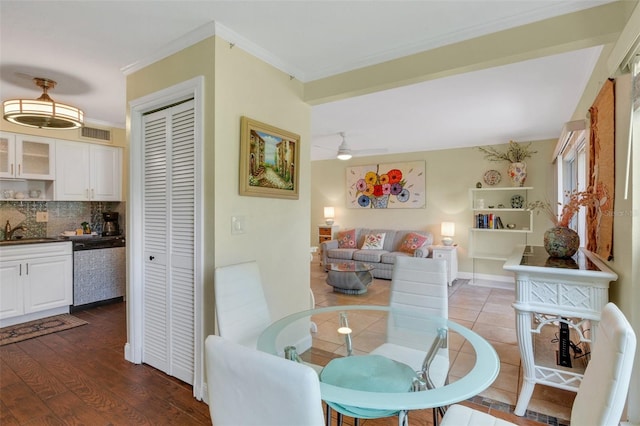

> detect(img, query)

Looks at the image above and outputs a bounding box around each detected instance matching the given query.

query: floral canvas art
[346,161,425,209]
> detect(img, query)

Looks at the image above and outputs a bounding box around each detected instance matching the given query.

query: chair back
[214,261,271,348]
[571,302,637,425]
[390,256,448,317]
[386,257,448,350]
[205,335,325,426]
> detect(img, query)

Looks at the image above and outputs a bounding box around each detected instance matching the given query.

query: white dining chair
[440,302,637,426]
[330,256,449,426]
[205,335,325,426]
[371,256,449,386]
[214,261,271,348]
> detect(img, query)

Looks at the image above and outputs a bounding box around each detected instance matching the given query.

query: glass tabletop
[326,261,374,273]
[257,305,499,412]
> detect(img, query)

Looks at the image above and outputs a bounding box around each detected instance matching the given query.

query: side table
[503,245,618,416]
[429,245,458,286]
[318,224,339,264]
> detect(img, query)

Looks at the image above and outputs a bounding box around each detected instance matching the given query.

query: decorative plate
[511,194,524,209]
[483,170,502,186]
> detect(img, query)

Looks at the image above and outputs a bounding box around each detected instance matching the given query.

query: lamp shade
[441,221,455,246]
[324,206,335,225]
[441,222,455,236]
[3,78,84,129]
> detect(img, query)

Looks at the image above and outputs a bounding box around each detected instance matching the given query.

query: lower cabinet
[0,242,72,326]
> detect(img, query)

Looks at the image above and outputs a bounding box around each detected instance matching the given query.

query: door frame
[125,76,205,399]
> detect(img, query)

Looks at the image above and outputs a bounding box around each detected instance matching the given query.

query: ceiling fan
[315,132,388,160]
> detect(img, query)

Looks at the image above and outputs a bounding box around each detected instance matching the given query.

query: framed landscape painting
[239,116,300,200]
[346,161,426,209]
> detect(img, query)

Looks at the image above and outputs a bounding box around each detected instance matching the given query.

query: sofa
[320,228,433,279]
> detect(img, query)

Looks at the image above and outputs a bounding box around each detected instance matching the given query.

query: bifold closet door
[142,99,195,384]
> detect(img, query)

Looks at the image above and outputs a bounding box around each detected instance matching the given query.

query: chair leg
[336,412,343,426]
[432,405,448,426]
[398,410,408,426]
[326,404,332,426]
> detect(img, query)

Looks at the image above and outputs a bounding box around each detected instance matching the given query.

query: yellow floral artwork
[346,161,425,209]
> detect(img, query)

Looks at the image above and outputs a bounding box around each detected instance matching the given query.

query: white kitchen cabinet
[0,260,23,319]
[0,131,55,180]
[0,242,73,327]
[55,140,122,201]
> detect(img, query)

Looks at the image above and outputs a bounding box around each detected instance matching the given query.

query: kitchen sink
[0,237,62,246]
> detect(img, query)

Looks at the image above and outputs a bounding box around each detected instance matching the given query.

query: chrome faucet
[6,225,27,240]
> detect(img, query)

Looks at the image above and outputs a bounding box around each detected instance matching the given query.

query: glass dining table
[257,305,500,418]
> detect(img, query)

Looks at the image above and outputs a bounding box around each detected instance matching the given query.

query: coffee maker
[102,212,120,236]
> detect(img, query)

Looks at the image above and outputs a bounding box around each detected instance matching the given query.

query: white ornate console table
[503,245,617,416]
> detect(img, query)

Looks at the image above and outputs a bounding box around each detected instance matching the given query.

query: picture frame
[239,116,300,200]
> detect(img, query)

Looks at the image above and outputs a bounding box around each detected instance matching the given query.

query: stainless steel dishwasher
[71,236,126,311]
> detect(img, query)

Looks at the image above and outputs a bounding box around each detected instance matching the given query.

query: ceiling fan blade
[312,144,336,152]
[352,148,388,156]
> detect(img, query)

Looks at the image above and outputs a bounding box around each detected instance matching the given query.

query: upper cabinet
[55,140,122,201]
[0,132,55,180]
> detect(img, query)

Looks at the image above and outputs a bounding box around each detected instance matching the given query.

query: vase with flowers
[528,189,602,258]
[477,140,537,187]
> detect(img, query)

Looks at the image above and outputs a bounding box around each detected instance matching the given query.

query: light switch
[231,216,245,234]
[36,212,49,222]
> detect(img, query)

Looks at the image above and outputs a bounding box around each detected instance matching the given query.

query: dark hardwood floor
[1,299,545,426]
[0,302,211,425]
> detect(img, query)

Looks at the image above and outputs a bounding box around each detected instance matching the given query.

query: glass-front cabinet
[0,132,16,178]
[0,132,55,180]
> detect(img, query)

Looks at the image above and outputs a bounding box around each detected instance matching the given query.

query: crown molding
[121,21,305,80]
[121,22,216,76]
[213,22,306,81]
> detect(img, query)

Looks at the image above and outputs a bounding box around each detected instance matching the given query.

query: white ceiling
[0,1,613,160]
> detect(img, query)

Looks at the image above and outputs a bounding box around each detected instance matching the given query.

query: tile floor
[309,258,577,425]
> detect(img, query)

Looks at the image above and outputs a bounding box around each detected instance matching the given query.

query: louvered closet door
[142,99,195,384]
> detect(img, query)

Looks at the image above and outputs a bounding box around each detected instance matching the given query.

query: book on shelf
[475,214,504,229]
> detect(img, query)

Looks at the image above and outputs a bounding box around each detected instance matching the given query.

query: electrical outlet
[36,212,48,222]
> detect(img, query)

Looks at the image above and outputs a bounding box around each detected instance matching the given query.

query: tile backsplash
[0,201,125,240]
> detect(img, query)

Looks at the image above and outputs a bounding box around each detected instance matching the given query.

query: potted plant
[477,140,537,186]
[527,189,602,258]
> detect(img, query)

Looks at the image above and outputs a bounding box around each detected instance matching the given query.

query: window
[554,121,588,245]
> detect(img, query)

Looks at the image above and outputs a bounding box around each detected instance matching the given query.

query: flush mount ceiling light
[3,78,84,129]
[336,132,352,160]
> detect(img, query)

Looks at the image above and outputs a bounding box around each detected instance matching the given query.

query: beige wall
[211,36,311,320]
[126,36,311,340]
[311,139,556,278]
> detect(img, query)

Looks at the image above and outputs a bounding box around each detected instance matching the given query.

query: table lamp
[324,206,335,225]
[441,221,455,246]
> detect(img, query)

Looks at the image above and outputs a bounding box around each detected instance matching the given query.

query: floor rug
[0,314,88,346]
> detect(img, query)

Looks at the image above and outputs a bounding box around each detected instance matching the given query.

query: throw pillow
[337,229,357,248]
[361,233,386,250]
[399,232,428,253]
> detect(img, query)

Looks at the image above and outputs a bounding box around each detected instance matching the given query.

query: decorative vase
[544,227,580,258]
[508,162,527,187]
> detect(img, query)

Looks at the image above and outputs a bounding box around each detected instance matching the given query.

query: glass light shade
[324,206,335,225]
[336,140,352,160]
[3,98,84,129]
[337,151,352,160]
[441,221,455,246]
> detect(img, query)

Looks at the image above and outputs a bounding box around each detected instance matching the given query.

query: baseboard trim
[456,271,516,289]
